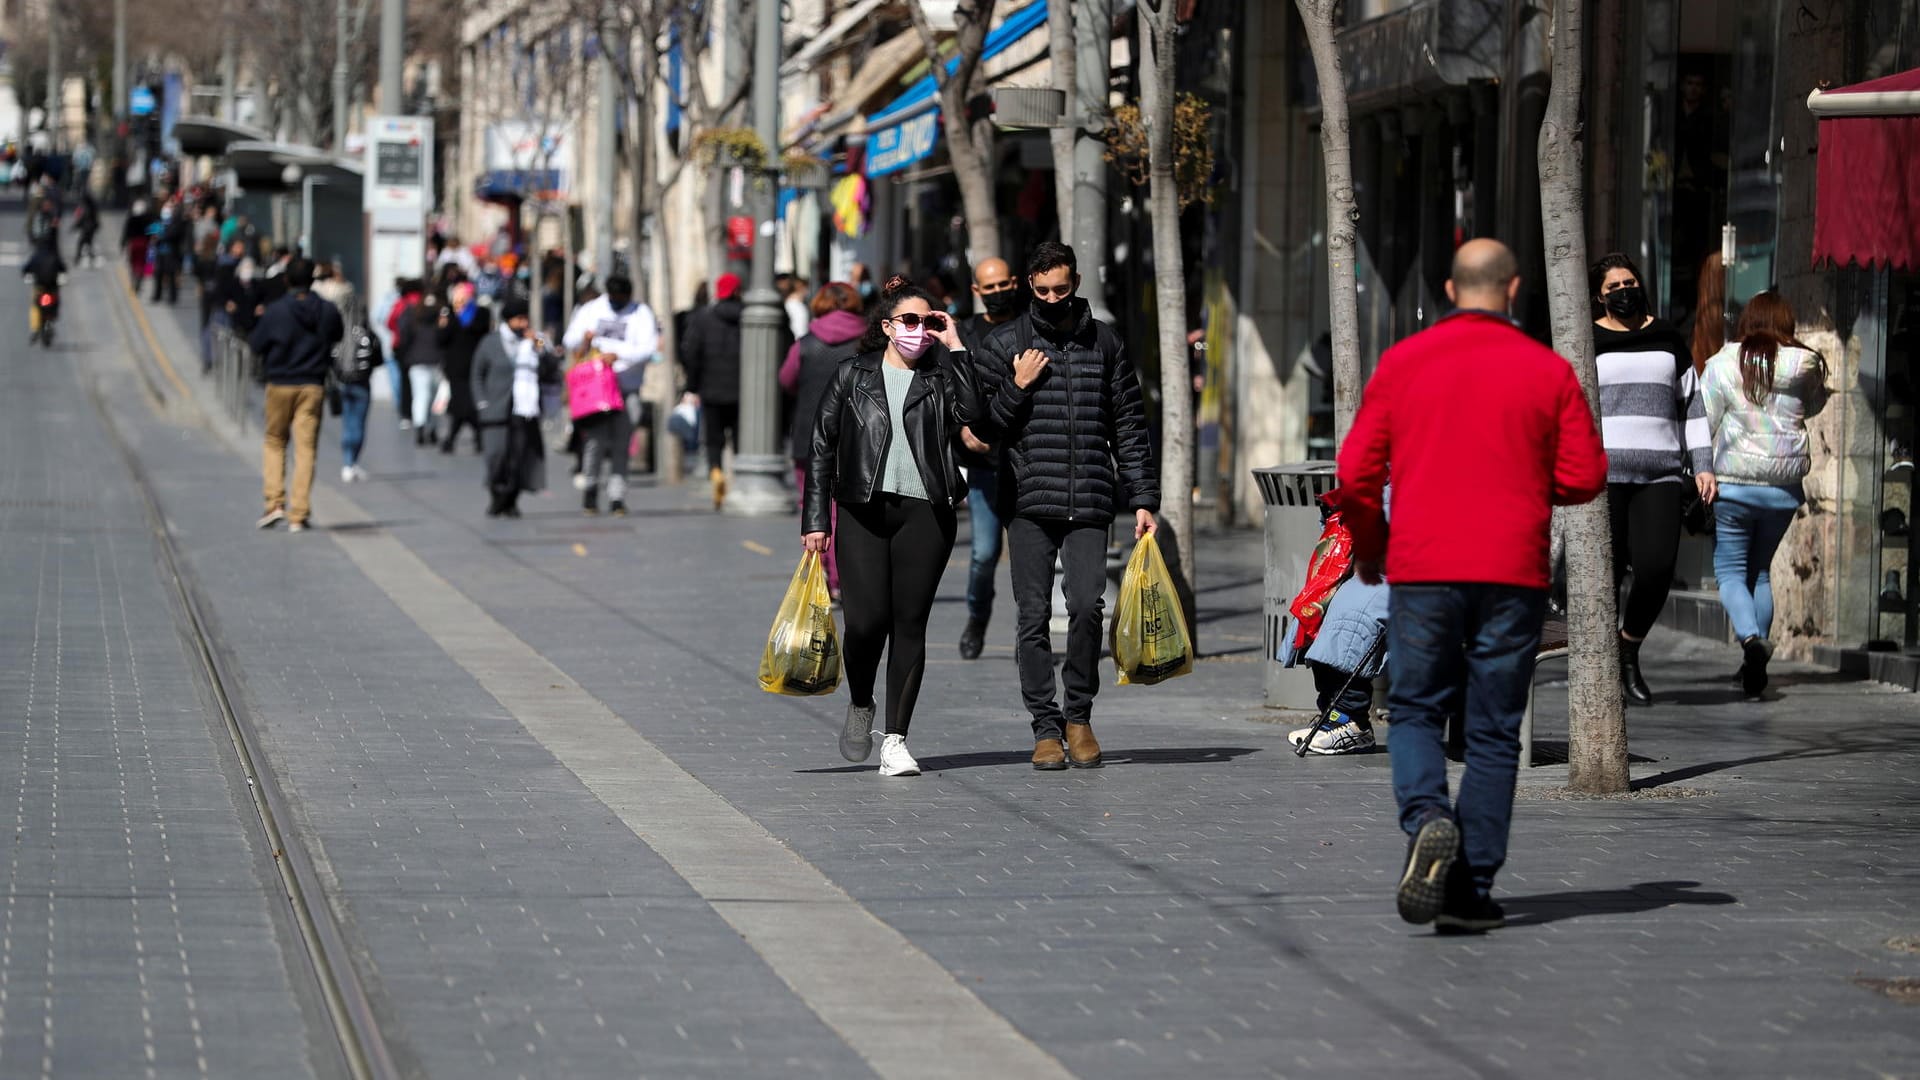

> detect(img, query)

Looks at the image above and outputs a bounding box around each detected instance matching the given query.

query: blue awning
[864,0,1049,129]
[866,110,944,177]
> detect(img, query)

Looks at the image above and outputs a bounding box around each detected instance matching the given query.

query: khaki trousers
[263,383,326,523]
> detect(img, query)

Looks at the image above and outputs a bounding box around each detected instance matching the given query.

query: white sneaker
[256,508,286,530]
[352,466,369,483]
[878,734,921,777]
[341,465,356,483]
[1287,713,1377,755]
[288,521,308,534]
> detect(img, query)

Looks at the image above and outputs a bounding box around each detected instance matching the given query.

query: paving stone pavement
[0,242,326,1077]
[110,258,1920,1078]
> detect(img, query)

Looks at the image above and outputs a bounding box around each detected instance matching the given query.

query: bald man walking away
[956,257,1026,659]
[1337,239,1608,934]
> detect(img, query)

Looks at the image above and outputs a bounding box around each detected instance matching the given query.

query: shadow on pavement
[795,747,1263,774]
[1501,880,1737,925]
[1631,729,1914,789]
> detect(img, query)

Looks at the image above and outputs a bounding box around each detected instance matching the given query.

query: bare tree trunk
[1046,0,1076,244]
[910,0,1001,264]
[1539,0,1628,794]
[1294,0,1362,448]
[1138,0,1193,593]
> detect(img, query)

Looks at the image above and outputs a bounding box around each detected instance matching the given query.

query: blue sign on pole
[866,110,941,178]
[130,86,157,117]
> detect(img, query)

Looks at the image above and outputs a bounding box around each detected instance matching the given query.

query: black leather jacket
[804,345,982,535]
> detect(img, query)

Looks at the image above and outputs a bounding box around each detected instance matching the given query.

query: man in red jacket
[1337,239,1608,934]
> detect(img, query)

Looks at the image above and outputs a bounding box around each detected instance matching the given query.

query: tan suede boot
[710,467,728,511]
[1031,739,1067,771]
[1065,723,1103,769]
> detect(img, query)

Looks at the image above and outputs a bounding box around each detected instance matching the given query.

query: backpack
[336,320,380,385]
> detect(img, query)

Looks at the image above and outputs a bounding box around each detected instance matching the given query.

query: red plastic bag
[1288,502,1354,653]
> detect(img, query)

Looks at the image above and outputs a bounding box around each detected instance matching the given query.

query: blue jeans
[1713,483,1801,642]
[966,463,1004,625]
[1387,583,1547,900]
[339,383,372,467]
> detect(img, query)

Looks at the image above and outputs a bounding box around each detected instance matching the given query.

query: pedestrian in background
[249,259,345,533]
[1338,239,1607,934]
[781,281,867,597]
[974,241,1158,772]
[72,191,99,267]
[1590,252,1713,706]
[475,298,549,518]
[121,198,153,286]
[805,276,980,778]
[681,272,748,510]
[955,257,1025,661]
[440,281,490,454]
[148,203,185,304]
[335,313,381,484]
[1701,290,1831,699]
[398,291,450,446]
[194,233,221,372]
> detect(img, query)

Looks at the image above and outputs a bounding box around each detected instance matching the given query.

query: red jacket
[1336,311,1608,589]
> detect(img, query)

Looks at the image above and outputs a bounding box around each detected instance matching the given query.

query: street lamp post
[724,0,791,516]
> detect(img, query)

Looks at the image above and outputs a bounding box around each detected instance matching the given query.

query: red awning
[1811,67,1920,271]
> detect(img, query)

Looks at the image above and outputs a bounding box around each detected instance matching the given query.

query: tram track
[83,252,403,1080]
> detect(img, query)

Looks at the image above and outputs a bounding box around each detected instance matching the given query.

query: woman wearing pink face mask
[804,276,982,777]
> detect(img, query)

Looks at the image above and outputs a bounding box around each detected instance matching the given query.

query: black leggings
[1607,482,1683,638]
[704,401,740,472]
[835,495,957,736]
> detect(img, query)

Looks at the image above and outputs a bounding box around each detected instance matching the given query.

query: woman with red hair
[1700,291,1832,698]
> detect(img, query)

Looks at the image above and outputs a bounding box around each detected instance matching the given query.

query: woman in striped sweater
[1590,253,1715,706]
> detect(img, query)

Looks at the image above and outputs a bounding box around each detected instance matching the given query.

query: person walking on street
[250,259,346,532]
[1700,291,1831,699]
[121,198,154,285]
[148,204,185,304]
[335,312,382,483]
[475,298,550,518]
[1338,239,1608,934]
[440,282,491,454]
[955,257,1025,660]
[1590,253,1713,706]
[780,282,867,597]
[72,191,99,267]
[974,242,1159,771]
[397,291,451,445]
[681,272,748,510]
[561,272,659,504]
[805,276,981,777]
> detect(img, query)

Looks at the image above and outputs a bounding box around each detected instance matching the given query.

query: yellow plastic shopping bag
[1111,533,1194,685]
[759,551,843,696]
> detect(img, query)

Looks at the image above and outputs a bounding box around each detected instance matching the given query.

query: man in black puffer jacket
[974,241,1159,771]
[249,258,345,532]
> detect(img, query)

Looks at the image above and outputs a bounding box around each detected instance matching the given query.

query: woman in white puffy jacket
[1699,291,1831,699]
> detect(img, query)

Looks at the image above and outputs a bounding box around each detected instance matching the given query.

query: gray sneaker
[840,704,877,763]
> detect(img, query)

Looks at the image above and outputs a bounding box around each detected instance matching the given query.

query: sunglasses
[890,312,948,332]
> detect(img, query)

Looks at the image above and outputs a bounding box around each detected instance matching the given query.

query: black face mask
[980,290,1022,319]
[1032,294,1074,327]
[1603,286,1648,323]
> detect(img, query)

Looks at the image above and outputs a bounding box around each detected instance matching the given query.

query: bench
[1519,617,1570,769]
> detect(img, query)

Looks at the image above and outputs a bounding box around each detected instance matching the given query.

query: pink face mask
[891,323,931,360]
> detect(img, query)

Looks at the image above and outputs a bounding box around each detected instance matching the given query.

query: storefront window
[1722,0,1784,312]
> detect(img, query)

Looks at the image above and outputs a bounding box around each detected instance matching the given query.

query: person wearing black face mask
[1590,252,1714,707]
[973,241,1158,771]
[954,258,1026,660]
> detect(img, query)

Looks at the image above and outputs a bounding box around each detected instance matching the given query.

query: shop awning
[172,116,272,158]
[781,0,889,77]
[1810,67,1920,271]
[861,0,1048,177]
[865,0,1049,129]
[1337,0,1502,111]
[225,141,364,190]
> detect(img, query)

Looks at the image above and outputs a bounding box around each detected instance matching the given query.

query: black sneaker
[583,490,599,516]
[609,500,628,517]
[1396,813,1460,926]
[1741,636,1772,699]
[958,618,985,660]
[1435,895,1506,935]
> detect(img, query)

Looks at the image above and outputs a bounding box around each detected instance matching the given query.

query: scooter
[25,278,59,347]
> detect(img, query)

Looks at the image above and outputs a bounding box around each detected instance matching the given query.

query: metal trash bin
[1253,463,1339,710]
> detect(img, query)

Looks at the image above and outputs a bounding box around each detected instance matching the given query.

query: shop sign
[867,110,941,177]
